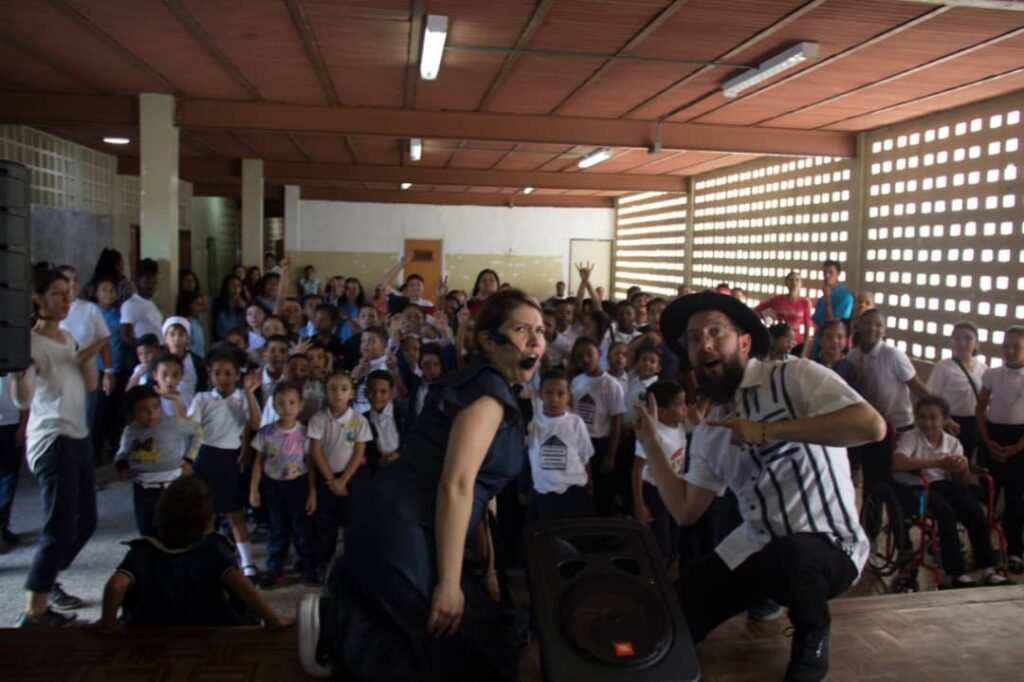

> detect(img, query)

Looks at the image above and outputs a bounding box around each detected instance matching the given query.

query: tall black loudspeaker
[0,161,32,374]
[523,518,700,681]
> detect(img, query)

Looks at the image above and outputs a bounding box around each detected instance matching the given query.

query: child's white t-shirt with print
[635,420,688,485]
[527,411,595,494]
[570,371,627,439]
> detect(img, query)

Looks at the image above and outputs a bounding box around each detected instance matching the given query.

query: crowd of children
[4,247,1022,634]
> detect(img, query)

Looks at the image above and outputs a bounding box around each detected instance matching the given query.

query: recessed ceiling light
[722,42,819,98]
[409,138,422,162]
[420,15,448,80]
[523,187,535,194]
[578,147,612,169]
[400,182,412,190]
[103,136,130,145]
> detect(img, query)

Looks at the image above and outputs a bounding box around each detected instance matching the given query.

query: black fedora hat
[661,292,771,361]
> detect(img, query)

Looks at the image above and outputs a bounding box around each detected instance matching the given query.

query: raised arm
[709,401,885,449]
[429,395,505,637]
[377,253,411,294]
[635,396,716,527]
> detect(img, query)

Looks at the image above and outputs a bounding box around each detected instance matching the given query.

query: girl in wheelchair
[891,395,1009,588]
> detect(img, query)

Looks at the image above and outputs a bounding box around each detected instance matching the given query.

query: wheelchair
[859,459,1007,593]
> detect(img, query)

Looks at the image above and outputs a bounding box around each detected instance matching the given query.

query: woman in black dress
[299,288,546,681]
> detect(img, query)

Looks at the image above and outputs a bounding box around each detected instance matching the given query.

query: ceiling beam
[284,0,339,105]
[403,0,424,109]
[177,98,855,156]
[0,91,137,125]
[0,30,106,93]
[193,181,614,208]
[119,157,689,191]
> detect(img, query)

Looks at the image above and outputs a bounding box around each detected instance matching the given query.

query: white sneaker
[297,593,333,678]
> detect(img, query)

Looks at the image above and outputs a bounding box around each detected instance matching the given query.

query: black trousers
[643,481,678,566]
[952,415,980,461]
[981,422,1024,556]
[313,466,368,569]
[527,485,594,523]
[92,371,129,461]
[264,475,313,574]
[677,533,858,643]
[25,437,97,593]
[0,423,21,532]
[132,482,169,537]
[894,480,995,576]
[593,437,633,517]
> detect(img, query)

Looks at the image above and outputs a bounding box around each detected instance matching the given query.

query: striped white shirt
[684,358,868,575]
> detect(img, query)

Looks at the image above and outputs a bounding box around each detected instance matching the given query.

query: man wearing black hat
[635,292,886,682]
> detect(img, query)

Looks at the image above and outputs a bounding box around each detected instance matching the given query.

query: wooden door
[129,224,140,277]
[403,239,442,301]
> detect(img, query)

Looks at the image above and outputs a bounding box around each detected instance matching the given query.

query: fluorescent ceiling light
[103,136,130,145]
[420,15,448,80]
[722,42,819,98]
[578,147,612,169]
[409,138,422,162]
[400,182,412,190]
[523,187,535,194]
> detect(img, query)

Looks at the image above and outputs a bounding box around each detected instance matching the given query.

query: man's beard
[693,352,746,404]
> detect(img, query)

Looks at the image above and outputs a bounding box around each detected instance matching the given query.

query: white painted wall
[296,199,615,281]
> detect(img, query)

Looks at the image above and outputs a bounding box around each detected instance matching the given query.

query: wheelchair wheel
[860,482,907,578]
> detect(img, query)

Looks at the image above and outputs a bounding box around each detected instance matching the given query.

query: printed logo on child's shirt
[540,436,569,470]
[668,448,685,478]
[577,394,597,425]
[129,438,159,463]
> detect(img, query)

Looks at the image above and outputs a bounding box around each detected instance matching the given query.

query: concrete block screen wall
[613,191,689,299]
[862,91,1023,369]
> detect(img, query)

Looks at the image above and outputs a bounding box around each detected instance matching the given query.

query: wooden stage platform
[0,586,1021,681]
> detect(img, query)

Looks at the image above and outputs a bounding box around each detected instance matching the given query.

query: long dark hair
[343,277,366,307]
[90,248,124,287]
[32,264,69,322]
[472,269,500,298]
[214,274,244,316]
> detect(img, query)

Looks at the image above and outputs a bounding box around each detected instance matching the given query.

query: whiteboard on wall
[568,239,612,299]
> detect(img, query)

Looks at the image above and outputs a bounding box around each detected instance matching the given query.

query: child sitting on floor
[96,476,293,631]
[892,395,1008,588]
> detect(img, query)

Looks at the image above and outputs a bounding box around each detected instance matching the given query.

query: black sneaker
[50,583,84,611]
[301,569,322,587]
[785,626,830,682]
[15,608,78,628]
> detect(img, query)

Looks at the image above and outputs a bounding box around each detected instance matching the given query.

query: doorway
[568,239,612,298]
[403,239,443,301]
[178,230,192,270]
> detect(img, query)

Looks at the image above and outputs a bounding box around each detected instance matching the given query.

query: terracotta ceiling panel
[186,130,258,158]
[517,143,578,154]
[446,149,509,169]
[365,181,397,191]
[768,34,1024,130]
[416,51,507,111]
[823,68,1024,132]
[669,152,762,175]
[527,0,672,54]
[0,39,98,94]
[490,152,562,171]
[435,0,539,47]
[64,0,254,100]
[240,132,309,161]
[416,148,455,168]
[432,185,469,193]
[556,62,703,118]
[695,7,1024,127]
[291,133,356,164]
[304,1,408,108]
[622,0,817,119]
[665,0,936,122]
[466,185,505,194]
[480,55,604,114]
[179,0,329,104]
[580,148,659,174]
[351,136,402,166]
[0,1,175,94]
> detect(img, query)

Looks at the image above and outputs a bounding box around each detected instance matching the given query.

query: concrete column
[684,177,696,289]
[139,93,179,314]
[284,184,301,256]
[241,158,264,268]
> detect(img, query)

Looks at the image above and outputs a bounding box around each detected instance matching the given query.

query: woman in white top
[12,268,106,628]
[926,322,987,459]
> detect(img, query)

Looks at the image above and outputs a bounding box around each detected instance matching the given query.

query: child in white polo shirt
[188,346,263,578]
[977,325,1024,573]
[571,336,627,517]
[526,369,594,522]
[633,380,688,564]
[307,372,372,574]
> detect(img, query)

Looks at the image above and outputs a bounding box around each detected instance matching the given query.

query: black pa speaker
[0,161,32,374]
[523,518,700,681]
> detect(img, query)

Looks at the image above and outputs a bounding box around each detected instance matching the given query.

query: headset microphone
[493,332,539,370]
